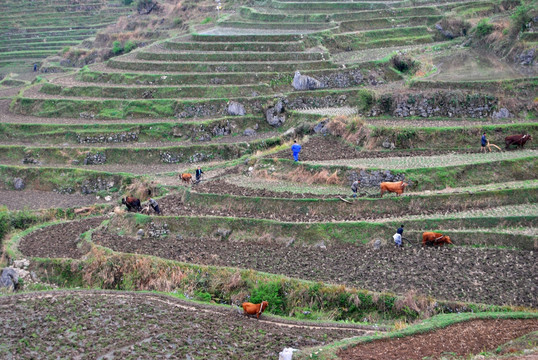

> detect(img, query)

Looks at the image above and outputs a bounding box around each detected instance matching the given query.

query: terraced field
[0,0,131,75]
[0,0,537,358]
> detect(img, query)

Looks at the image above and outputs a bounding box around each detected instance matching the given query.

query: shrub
[123,40,136,53]
[474,19,494,37]
[173,18,183,28]
[112,41,123,55]
[508,4,534,38]
[250,281,285,315]
[390,54,417,74]
[201,17,213,24]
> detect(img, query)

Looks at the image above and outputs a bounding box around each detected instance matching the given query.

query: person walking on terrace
[195,166,204,183]
[351,180,360,198]
[481,132,488,153]
[291,140,302,162]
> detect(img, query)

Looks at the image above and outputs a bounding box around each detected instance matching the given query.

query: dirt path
[0,290,374,360]
[338,318,538,360]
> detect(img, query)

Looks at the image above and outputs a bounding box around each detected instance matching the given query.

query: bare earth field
[0,190,111,211]
[86,232,537,307]
[0,291,371,360]
[338,318,538,360]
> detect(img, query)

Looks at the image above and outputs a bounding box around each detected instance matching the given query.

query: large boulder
[227,101,246,116]
[13,178,25,191]
[266,101,286,127]
[518,49,535,66]
[0,268,19,291]
[292,71,322,90]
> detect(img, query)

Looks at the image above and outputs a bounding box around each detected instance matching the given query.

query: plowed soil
[338,318,538,360]
[0,291,370,360]
[156,193,503,222]
[269,136,473,161]
[19,217,105,259]
[0,190,110,210]
[91,232,538,307]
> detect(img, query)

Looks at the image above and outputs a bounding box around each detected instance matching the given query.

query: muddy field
[19,217,105,259]
[90,231,538,307]
[0,291,370,359]
[338,318,538,360]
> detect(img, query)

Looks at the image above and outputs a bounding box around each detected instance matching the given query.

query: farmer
[148,198,161,215]
[351,180,360,198]
[481,132,487,153]
[393,224,404,247]
[33,64,37,72]
[195,166,204,183]
[291,140,302,162]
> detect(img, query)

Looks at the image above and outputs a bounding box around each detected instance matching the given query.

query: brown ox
[242,301,269,319]
[121,196,142,212]
[422,232,453,247]
[505,134,532,149]
[180,173,192,184]
[380,181,408,197]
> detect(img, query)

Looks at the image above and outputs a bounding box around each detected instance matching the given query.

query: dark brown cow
[505,134,532,149]
[422,232,453,247]
[242,301,269,320]
[122,196,142,212]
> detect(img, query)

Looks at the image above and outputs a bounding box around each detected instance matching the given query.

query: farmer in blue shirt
[481,132,487,153]
[393,224,404,247]
[291,140,302,162]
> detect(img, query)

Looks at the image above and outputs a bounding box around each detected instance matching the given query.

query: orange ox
[422,232,453,247]
[242,301,269,319]
[180,173,192,184]
[380,181,408,197]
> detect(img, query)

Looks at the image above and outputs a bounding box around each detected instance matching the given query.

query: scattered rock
[84,152,106,165]
[282,127,296,138]
[137,229,145,237]
[292,71,322,90]
[279,348,298,360]
[382,139,395,149]
[266,101,286,127]
[216,228,232,239]
[104,196,112,201]
[518,48,535,66]
[13,259,30,269]
[243,128,256,136]
[492,107,512,120]
[313,119,329,134]
[435,23,454,39]
[227,101,246,116]
[373,239,382,250]
[13,178,25,191]
[0,268,19,291]
[77,132,138,144]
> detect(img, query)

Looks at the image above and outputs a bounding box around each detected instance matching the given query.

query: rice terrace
[0,0,537,358]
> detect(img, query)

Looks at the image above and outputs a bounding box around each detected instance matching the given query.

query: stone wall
[368,91,498,118]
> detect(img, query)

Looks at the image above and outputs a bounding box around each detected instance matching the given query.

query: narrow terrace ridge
[163,40,306,52]
[306,150,538,169]
[106,58,337,73]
